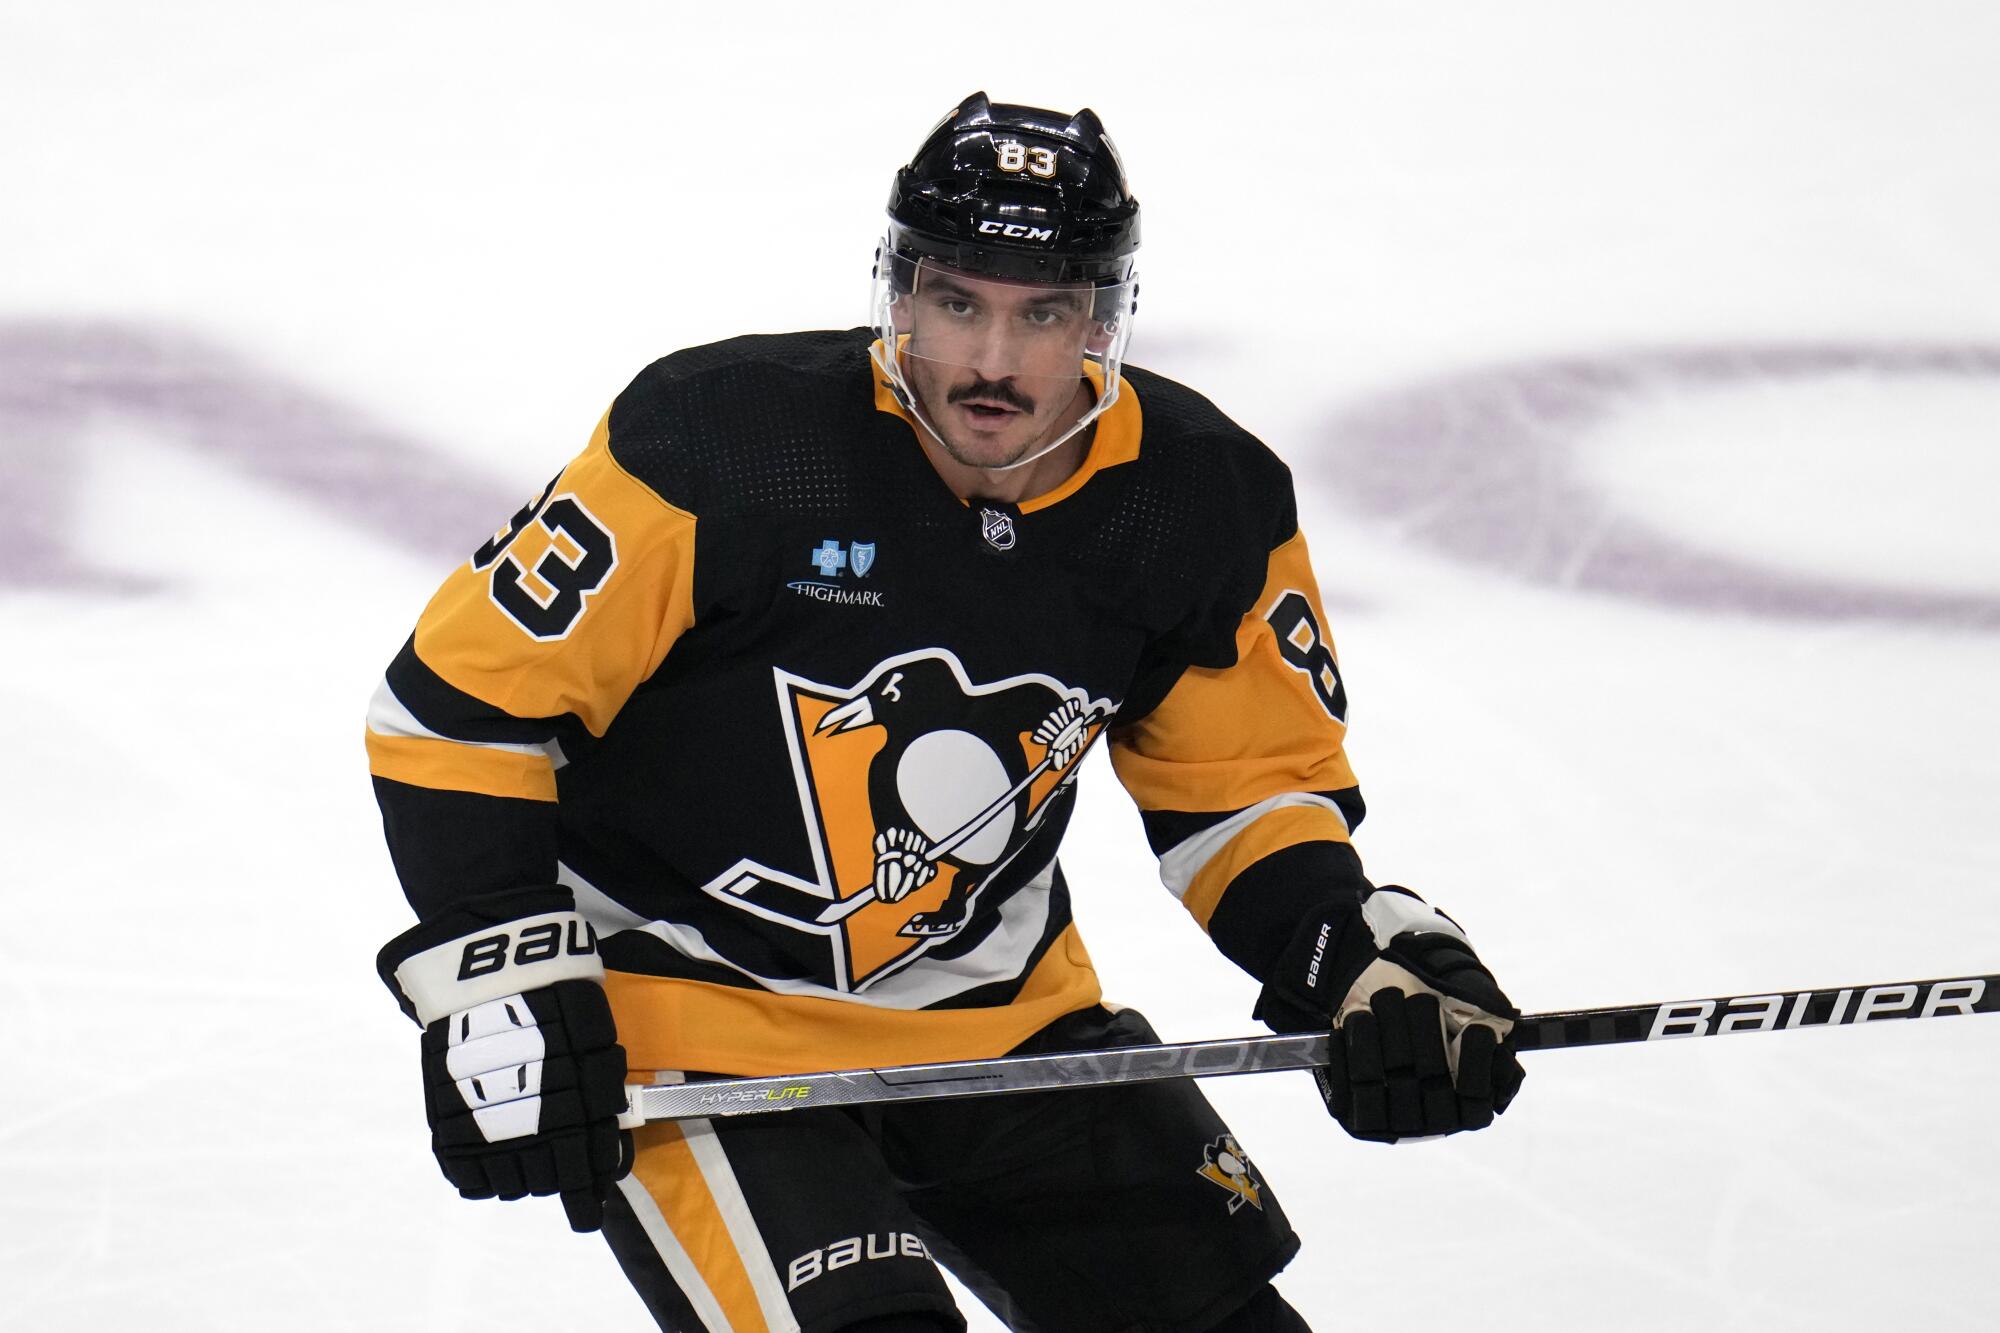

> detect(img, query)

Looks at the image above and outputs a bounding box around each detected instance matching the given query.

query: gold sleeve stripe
[364,729,557,802]
[1178,803,1353,931]
[1110,528,1355,813]
[412,412,699,738]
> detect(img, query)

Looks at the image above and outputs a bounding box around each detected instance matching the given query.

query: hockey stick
[618,972,1997,1125]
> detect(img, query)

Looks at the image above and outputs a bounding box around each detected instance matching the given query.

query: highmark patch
[787,581,886,607]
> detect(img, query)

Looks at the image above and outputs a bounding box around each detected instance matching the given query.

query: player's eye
[937,297,976,317]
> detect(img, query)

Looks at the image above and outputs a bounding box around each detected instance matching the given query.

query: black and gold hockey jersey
[367,329,1368,1078]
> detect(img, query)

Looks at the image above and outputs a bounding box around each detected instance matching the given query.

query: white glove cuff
[392,910,605,1027]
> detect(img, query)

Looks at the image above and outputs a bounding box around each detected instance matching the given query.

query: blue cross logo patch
[810,540,848,578]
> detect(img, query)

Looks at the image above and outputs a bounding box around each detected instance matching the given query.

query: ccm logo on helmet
[977,220,1055,242]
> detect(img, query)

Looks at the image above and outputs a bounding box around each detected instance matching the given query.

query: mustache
[947,377,1036,413]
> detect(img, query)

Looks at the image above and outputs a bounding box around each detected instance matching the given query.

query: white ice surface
[5,3,1998,1329]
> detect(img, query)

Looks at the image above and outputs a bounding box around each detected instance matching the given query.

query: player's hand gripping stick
[378,887,633,1231]
[1254,885,1525,1141]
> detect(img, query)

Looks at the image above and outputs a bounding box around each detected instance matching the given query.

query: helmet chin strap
[978,376,1114,473]
[870,339,1122,475]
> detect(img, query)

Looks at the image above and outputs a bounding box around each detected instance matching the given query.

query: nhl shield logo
[850,542,877,577]
[978,507,1017,551]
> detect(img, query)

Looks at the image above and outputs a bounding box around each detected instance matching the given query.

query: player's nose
[965,321,1024,382]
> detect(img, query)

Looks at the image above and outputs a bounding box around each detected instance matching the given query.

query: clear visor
[871,252,1137,472]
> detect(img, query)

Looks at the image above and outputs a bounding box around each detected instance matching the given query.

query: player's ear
[1085,320,1115,356]
[891,292,914,337]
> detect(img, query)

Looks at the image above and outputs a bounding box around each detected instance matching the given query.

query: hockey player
[369,93,1525,1332]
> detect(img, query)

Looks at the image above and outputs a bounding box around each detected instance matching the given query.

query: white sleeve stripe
[1157,792,1351,900]
[365,676,559,762]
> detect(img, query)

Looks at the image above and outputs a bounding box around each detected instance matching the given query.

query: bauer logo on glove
[456,917,599,982]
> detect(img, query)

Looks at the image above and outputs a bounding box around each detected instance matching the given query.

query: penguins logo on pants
[701,648,1112,990]
[1196,1135,1264,1214]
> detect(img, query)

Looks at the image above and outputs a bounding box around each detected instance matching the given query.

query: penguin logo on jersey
[1196,1135,1264,1214]
[700,649,1112,991]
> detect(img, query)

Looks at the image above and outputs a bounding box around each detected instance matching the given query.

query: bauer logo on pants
[787,1232,931,1292]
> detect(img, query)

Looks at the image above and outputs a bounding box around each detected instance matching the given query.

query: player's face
[899,268,1099,470]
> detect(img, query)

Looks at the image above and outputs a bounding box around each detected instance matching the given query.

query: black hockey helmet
[883,92,1140,288]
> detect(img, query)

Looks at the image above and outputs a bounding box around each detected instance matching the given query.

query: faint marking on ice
[0,320,518,592]
[1318,344,2000,628]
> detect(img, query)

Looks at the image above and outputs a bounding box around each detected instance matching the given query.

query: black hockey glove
[378,886,632,1232]
[1254,885,1524,1143]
